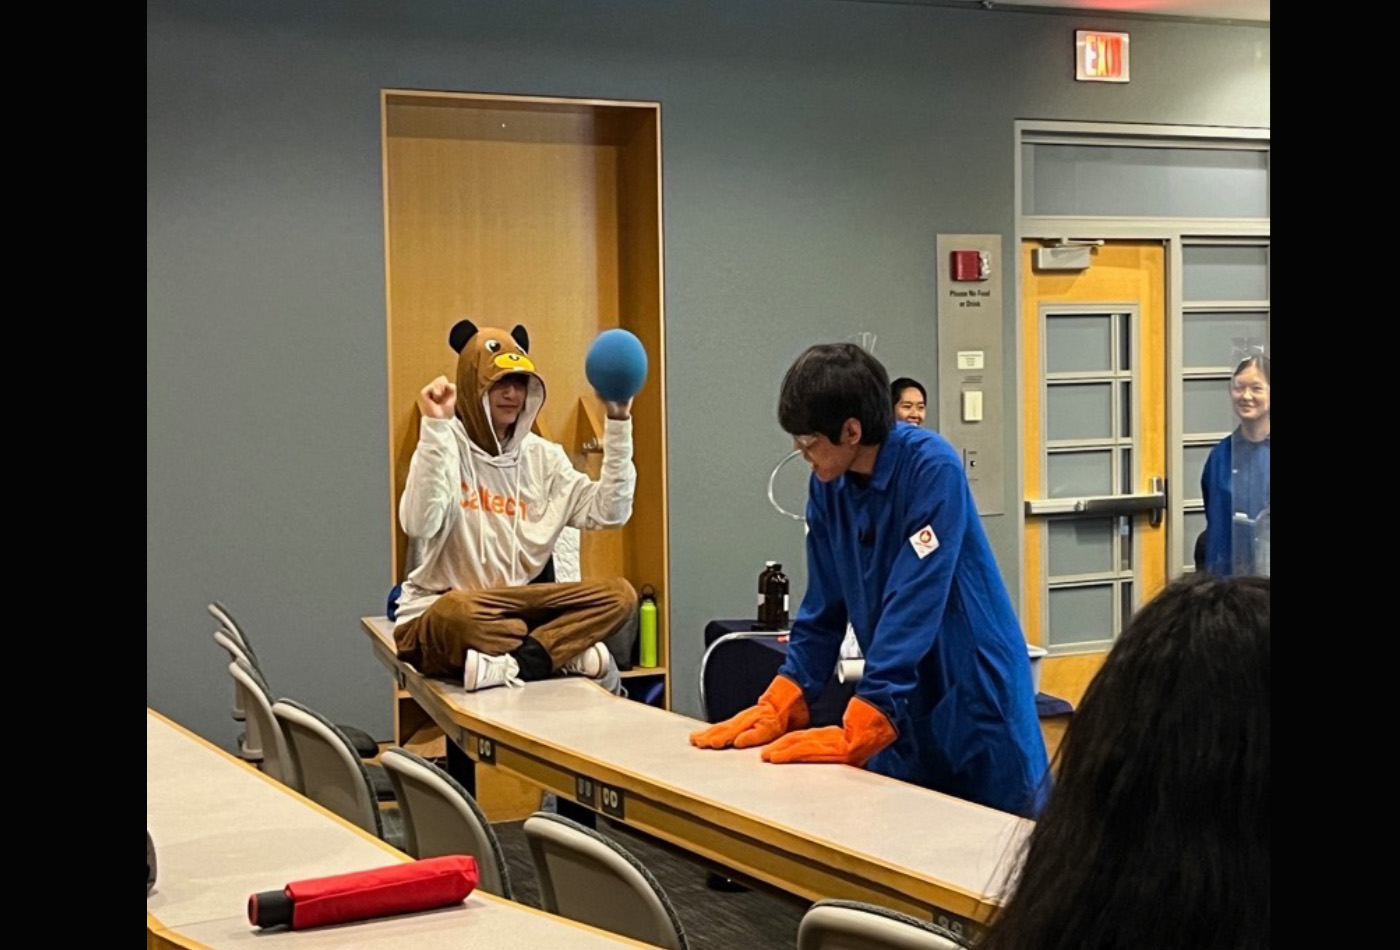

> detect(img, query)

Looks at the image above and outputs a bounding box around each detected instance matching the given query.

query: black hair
[778,343,893,445]
[890,377,927,406]
[1232,354,1270,383]
[492,372,532,389]
[982,573,1270,950]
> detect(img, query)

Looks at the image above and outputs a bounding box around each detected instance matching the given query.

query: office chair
[523,811,688,950]
[271,699,407,851]
[379,747,513,898]
[797,899,967,950]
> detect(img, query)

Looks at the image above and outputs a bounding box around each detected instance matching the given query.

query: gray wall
[147,0,1269,746]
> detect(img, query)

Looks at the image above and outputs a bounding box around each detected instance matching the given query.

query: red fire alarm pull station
[951,250,991,282]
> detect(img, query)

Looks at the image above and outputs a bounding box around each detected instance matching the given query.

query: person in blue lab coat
[1201,355,1270,576]
[691,343,1049,817]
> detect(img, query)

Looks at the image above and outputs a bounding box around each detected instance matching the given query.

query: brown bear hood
[448,320,546,457]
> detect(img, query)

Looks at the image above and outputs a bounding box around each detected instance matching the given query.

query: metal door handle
[1025,477,1167,527]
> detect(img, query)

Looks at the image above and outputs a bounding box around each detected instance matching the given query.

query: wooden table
[147,708,656,949]
[364,616,1029,937]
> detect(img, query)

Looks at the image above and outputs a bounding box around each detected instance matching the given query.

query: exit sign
[1076,30,1129,82]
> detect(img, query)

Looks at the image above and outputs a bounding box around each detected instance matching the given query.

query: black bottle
[758,561,790,630]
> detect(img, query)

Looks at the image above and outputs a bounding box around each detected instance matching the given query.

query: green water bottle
[638,585,658,668]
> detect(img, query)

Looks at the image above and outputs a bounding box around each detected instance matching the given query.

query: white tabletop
[147,709,405,931]
[170,897,656,949]
[147,709,650,948]
[363,617,1029,904]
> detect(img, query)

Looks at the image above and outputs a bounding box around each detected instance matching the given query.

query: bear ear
[449,320,479,354]
[510,325,530,353]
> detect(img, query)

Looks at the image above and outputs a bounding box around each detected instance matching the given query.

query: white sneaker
[560,642,614,680]
[463,650,524,692]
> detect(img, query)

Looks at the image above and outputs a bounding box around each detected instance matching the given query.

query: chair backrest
[213,629,262,757]
[271,699,384,839]
[213,627,251,667]
[208,601,260,669]
[212,626,250,713]
[229,658,297,788]
[523,812,687,950]
[379,748,512,898]
[797,900,967,950]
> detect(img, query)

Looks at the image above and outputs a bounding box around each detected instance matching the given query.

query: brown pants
[394,578,638,679]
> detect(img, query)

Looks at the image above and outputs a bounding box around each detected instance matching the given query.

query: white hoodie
[394,382,635,628]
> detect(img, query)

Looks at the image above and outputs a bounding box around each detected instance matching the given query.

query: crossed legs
[395,577,638,681]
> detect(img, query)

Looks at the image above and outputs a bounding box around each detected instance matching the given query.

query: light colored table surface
[163,896,657,950]
[147,708,654,949]
[146,708,404,931]
[364,616,1029,928]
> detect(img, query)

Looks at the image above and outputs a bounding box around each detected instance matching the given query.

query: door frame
[1012,120,1270,626]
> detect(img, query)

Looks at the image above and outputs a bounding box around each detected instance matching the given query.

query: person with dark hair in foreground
[890,376,927,426]
[981,573,1270,950]
[691,343,1048,816]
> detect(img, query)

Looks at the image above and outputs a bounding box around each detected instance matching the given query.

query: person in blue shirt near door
[691,343,1049,817]
[1201,355,1270,577]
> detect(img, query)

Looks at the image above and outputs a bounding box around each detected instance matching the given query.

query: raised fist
[417,376,457,420]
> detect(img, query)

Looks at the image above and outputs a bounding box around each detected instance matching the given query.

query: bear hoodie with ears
[450,320,544,457]
[393,320,637,629]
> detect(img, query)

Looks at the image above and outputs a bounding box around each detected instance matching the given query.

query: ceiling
[875,0,1270,24]
[999,0,1267,22]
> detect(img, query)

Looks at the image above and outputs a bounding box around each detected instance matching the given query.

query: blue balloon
[585,329,648,401]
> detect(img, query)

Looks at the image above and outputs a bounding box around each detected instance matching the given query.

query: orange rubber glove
[760,696,896,767]
[689,676,810,749]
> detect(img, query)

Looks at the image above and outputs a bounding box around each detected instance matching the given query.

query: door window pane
[1046,315,1112,373]
[1183,445,1214,501]
[1183,246,1269,301]
[1183,311,1270,368]
[1023,144,1269,218]
[1048,519,1116,577]
[1048,384,1113,441]
[1048,584,1115,646]
[1183,379,1237,435]
[1048,451,1113,498]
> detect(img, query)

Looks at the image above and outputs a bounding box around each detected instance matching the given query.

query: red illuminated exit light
[1076,30,1130,83]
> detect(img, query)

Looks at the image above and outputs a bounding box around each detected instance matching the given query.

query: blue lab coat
[1202,430,1270,576]
[777,424,1049,816]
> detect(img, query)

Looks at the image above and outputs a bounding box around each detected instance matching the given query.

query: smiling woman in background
[1201,355,1270,576]
[890,377,926,426]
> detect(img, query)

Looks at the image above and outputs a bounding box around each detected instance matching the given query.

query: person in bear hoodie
[392,320,638,692]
